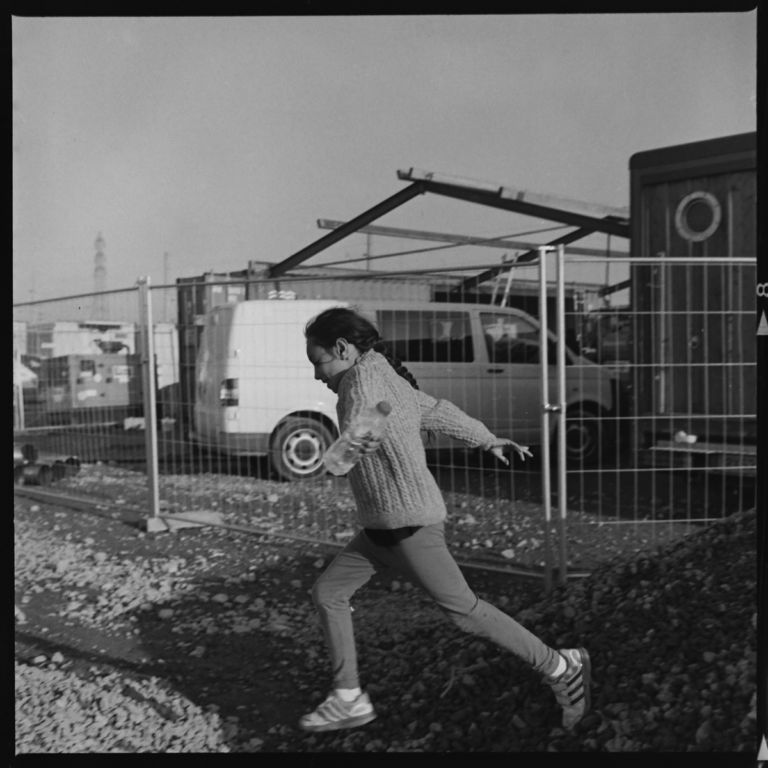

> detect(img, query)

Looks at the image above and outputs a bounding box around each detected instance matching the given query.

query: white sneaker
[298,691,377,732]
[546,647,591,729]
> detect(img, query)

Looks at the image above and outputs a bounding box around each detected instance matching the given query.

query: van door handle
[487,368,504,374]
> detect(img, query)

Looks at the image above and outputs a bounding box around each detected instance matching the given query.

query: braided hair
[304,307,419,390]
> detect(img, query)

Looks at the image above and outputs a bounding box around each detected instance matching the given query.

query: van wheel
[270,417,334,481]
[558,406,602,467]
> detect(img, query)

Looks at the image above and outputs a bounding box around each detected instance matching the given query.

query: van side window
[481,313,559,365]
[377,310,474,363]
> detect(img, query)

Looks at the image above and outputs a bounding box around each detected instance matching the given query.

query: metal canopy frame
[397,168,629,237]
[266,183,426,277]
[266,168,630,282]
[315,219,630,259]
[453,226,601,298]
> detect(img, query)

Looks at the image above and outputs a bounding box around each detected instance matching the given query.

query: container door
[642,169,755,428]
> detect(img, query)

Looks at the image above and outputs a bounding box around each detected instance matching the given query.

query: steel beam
[317,218,531,250]
[399,168,629,219]
[598,278,632,297]
[316,218,629,258]
[498,185,629,220]
[267,182,425,278]
[450,226,598,297]
[414,178,630,238]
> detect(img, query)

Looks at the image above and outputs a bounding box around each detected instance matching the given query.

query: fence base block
[142,510,225,533]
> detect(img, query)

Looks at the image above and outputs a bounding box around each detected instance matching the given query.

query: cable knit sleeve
[415,389,498,448]
[335,356,394,435]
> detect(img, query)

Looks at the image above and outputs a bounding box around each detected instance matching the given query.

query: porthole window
[674,191,722,242]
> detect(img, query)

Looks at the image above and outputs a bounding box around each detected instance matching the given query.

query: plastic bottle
[323,400,392,475]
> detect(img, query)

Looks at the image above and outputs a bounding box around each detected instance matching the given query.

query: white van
[193,298,621,480]
[192,299,342,480]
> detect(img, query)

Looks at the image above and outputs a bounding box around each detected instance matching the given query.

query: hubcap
[283,429,323,475]
[566,422,593,459]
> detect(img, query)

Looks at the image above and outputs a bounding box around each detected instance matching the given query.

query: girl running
[300,307,590,734]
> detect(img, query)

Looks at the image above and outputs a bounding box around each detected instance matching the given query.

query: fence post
[13,346,25,431]
[137,277,161,521]
[538,246,555,593]
[555,244,569,586]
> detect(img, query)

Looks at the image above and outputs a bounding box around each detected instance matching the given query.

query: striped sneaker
[546,647,591,729]
[298,691,377,733]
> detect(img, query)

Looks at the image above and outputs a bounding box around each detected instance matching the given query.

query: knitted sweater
[336,349,499,529]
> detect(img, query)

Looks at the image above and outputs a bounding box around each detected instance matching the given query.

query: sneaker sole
[576,646,592,719]
[298,710,378,733]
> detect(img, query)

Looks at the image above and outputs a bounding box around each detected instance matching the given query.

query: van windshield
[480,312,562,365]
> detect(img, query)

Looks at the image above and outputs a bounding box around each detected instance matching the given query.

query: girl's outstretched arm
[485,438,533,466]
[417,390,530,464]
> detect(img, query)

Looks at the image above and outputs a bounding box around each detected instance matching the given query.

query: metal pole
[555,244,569,586]
[538,246,554,593]
[13,346,25,431]
[163,252,169,323]
[365,233,372,271]
[137,277,161,519]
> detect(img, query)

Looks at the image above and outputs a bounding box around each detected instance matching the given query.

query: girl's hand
[487,439,533,466]
[358,433,384,455]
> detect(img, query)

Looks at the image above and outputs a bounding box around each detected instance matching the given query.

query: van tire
[558,406,602,467]
[270,417,335,481]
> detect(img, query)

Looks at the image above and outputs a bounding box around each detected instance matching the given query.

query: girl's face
[306,339,359,393]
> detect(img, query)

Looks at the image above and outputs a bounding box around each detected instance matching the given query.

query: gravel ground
[14,470,757,754]
[51,462,700,572]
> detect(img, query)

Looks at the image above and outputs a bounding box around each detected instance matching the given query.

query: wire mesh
[13,255,756,576]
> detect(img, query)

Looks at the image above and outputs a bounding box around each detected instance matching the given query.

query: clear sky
[12,13,757,309]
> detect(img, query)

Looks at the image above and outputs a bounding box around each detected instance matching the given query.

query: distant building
[26,321,136,359]
[22,320,179,390]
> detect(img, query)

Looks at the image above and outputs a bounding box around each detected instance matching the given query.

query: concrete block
[142,510,225,533]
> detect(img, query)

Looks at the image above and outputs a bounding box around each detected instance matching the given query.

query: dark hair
[305,307,419,390]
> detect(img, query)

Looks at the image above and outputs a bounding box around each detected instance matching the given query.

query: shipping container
[629,131,756,468]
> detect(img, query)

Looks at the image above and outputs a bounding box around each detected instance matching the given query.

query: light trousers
[311,522,559,689]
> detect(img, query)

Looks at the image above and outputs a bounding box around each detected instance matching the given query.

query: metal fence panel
[14,256,756,580]
[13,286,152,493]
[562,254,756,529]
